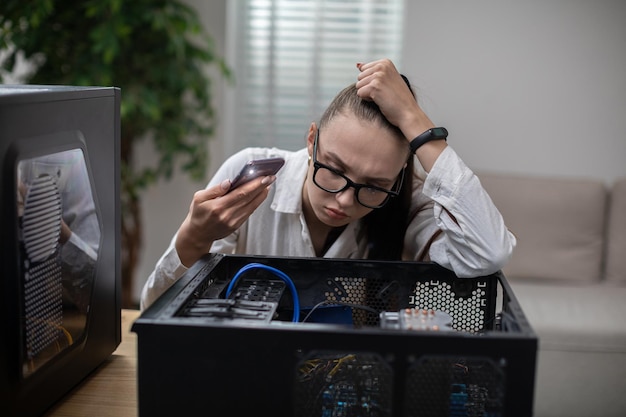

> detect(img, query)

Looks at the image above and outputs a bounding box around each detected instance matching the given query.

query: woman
[140,59,515,310]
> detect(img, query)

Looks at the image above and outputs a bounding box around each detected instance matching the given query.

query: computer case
[133,254,537,417]
[0,85,121,417]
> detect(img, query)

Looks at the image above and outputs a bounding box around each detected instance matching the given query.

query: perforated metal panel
[21,174,64,360]
[409,280,489,333]
[405,356,505,417]
[22,175,61,262]
[23,257,63,359]
[322,275,492,332]
[294,351,393,417]
[324,276,376,327]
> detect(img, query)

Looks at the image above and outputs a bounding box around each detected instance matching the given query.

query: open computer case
[0,85,121,417]
[133,253,538,417]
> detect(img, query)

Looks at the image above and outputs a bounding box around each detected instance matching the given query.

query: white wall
[132,0,626,303]
[401,1,626,183]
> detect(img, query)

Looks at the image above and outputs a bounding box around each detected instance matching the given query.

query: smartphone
[228,157,285,191]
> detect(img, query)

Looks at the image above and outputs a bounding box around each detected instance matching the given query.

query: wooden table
[45,309,141,417]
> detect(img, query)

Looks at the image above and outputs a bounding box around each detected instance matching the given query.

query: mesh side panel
[324,276,491,332]
[294,351,393,417]
[24,256,63,358]
[405,356,505,417]
[22,175,62,262]
[325,276,369,326]
[410,280,489,333]
[21,174,64,360]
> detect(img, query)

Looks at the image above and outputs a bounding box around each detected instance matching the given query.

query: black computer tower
[0,85,121,417]
[133,254,537,417]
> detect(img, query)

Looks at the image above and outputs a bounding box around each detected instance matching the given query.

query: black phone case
[230,157,285,190]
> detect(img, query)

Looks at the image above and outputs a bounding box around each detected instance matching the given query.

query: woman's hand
[355,59,423,130]
[356,59,434,137]
[356,58,446,172]
[175,175,276,267]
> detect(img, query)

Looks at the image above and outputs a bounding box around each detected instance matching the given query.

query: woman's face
[303,113,408,228]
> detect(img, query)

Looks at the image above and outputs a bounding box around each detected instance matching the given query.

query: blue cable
[224,263,300,322]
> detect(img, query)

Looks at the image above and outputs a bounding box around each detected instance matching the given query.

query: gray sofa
[478,173,626,417]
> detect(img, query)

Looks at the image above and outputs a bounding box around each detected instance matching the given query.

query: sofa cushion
[509,281,626,352]
[478,173,607,283]
[605,178,626,284]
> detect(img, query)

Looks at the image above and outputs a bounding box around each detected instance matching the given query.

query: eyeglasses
[312,129,404,209]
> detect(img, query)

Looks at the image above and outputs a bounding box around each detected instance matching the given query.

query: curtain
[224,0,405,153]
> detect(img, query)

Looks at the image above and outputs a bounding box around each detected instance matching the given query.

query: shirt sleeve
[139,147,274,310]
[140,235,189,310]
[404,146,516,277]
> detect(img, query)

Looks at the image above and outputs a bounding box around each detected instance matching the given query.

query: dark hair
[319,76,416,260]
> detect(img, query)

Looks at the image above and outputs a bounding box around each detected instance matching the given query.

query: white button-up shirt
[140,146,516,309]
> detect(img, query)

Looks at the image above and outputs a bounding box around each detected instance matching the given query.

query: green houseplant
[1,0,231,307]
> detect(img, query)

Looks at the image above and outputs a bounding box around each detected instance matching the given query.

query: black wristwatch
[409,127,448,154]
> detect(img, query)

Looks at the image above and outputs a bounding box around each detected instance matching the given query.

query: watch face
[432,127,448,138]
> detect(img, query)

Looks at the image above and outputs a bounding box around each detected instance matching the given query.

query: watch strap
[409,127,448,154]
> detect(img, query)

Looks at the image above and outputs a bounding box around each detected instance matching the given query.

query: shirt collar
[270,147,309,214]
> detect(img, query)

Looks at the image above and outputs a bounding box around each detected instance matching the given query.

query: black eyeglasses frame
[311,129,405,209]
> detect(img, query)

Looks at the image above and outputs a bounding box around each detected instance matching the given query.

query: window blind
[224,0,405,154]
